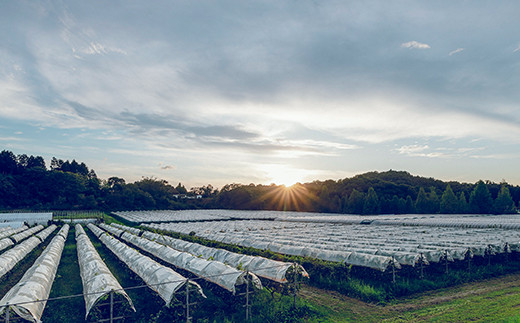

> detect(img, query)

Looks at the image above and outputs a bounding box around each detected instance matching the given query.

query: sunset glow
[1,1,520,187]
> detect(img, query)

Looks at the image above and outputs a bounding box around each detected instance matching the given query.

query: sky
[1,1,520,189]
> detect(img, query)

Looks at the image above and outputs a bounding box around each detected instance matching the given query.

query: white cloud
[514,44,520,52]
[449,48,464,56]
[83,42,127,56]
[0,137,26,142]
[401,41,431,49]
[160,164,176,170]
[396,144,429,155]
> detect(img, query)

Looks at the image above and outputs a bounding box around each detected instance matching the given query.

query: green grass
[384,286,520,322]
[42,226,85,321]
[299,271,520,322]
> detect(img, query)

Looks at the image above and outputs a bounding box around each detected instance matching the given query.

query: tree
[493,185,516,214]
[427,187,440,213]
[440,184,459,214]
[458,191,469,214]
[469,180,493,214]
[176,183,188,194]
[405,195,415,213]
[363,187,380,215]
[347,189,365,214]
[415,187,429,214]
[0,150,18,175]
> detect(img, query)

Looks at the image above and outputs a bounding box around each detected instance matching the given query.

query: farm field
[300,272,520,322]
[1,210,520,321]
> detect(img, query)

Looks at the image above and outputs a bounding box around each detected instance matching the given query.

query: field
[301,273,520,322]
[1,210,520,322]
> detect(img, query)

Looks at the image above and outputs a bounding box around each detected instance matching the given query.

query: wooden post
[186,280,190,323]
[110,290,114,323]
[445,250,449,274]
[420,253,424,279]
[392,257,396,283]
[245,271,250,321]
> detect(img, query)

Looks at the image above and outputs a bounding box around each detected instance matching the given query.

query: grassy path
[300,272,520,322]
[42,227,85,321]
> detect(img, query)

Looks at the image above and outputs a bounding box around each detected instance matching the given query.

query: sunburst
[257,183,316,212]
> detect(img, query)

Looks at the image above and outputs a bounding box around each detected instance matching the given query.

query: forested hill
[1,150,518,214]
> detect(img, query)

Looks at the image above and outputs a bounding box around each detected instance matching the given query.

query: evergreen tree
[405,195,415,213]
[427,187,440,213]
[415,187,429,214]
[493,185,516,214]
[363,187,380,215]
[458,191,469,213]
[347,189,365,214]
[469,180,493,214]
[440,184,459,214]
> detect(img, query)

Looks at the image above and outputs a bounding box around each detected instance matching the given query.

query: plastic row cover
[215,232,399,271]
[140,229,308,283]
[0,225,57,279]
[0,213,52,225]
[210,231,423,267]
[0,238,14,253]
[98,223,125,237]
[0,225,68,322]
[76,225,135,319]
[120,231,261,294]
[0,225,28,240]
[10,225,44,243]
[36,224,58,242]
[160,219,516,266]
[111,223,141,236]
[113,210,231,224]
[88,224,204,304]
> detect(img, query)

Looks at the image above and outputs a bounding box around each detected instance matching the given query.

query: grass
[42,226,85,321]
[299,272,520,322]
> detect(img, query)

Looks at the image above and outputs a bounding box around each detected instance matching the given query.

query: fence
[0,262,298,323]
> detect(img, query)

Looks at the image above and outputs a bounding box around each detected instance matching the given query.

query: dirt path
[300,273,520,322]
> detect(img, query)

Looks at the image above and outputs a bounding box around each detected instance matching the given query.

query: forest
[0,150,518,214]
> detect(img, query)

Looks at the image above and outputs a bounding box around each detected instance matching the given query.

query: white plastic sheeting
[282,213,520,230]
[0,213,52,225]
[111,223,141,236]
[0,225,68,322]
[119,231,261,294]
[10,225,44,243]
[112,209,314,224]
[0,222,24,229]
[36,225,58,242]
[0,225,57,279]
[88,224,205,305]
[113,210,231,223]
[137,228,309,283]
[0,239,14,253]
[144,218,520,270]
[0,225,28,240]
[98,223,125,237]
[75,224,135,319]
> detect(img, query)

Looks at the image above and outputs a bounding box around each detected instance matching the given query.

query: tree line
[0,150,518,214]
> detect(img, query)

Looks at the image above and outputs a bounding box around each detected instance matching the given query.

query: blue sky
[1,1,520,188]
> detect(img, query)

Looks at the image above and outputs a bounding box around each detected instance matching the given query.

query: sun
[262,164,305,187]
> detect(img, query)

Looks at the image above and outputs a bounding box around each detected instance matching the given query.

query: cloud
[514,45,520,52]
[449,48,464,56]
[401,41,431,49]
[396,144,429,155]
[160,164,176,170]
[0,137,26,142]
[396,144,487,159]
